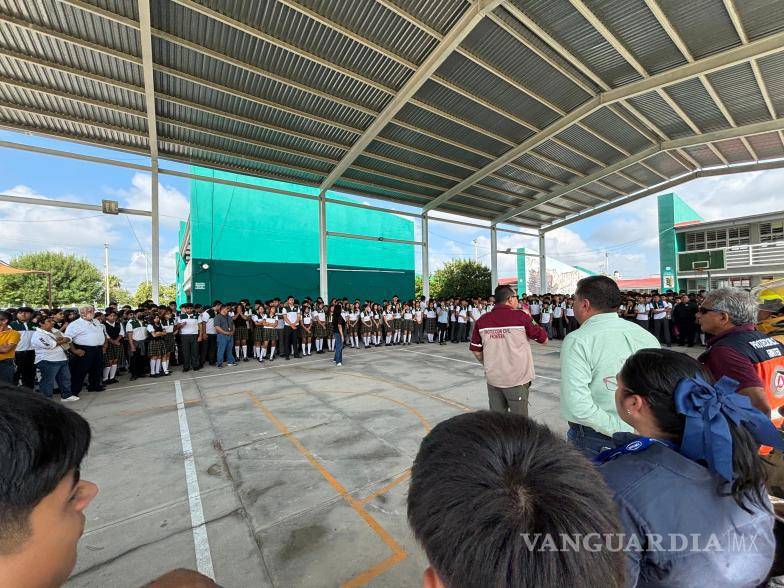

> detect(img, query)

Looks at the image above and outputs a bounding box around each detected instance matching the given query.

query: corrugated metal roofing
[0,0,781,229]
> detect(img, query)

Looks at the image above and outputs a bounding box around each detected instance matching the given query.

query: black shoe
[194,366,201,371]
[243,357,249,362]
[130,376,137,381]
[285,356,291,360]
[183,367,190,372]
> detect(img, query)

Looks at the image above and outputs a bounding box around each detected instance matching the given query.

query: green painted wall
[516,248,526,294]
[657,192,703,292]
[181,168,415,303]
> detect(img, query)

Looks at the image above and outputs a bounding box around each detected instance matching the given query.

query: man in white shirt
[31,316,75,401]
[177,302,201,372]
[282,296,301,359]
[634,296,653,331]
[64,305,106,396]
[199,300,221,367]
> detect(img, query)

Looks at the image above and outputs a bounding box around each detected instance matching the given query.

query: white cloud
[113,246,178,291]
[107,173,189,229]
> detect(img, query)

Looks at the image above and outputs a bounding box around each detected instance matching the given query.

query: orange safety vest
[703,329,784,455]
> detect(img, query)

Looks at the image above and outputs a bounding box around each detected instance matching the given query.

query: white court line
[174,380,215,579]
[399,348,562,381]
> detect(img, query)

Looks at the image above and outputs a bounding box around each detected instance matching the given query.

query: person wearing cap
[64,305,107,396]
[9,306,36,389]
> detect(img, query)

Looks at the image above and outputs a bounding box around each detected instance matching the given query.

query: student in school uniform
[649,294,672,347]
[160,307,175,376]
[449,300,459,343]
[436,302,449,345]
[127,309,148,381]
[231,303,249,362]
[634,295,652,331]
[393,303,403,345]
[101,309,124,385]
[146,313,167,378]
[552,300,564,339]
[281,296,301,360]
[383,304,394,346]
[402,303,413,345]
[301,303,313,356]
[347,302,359,349]
[372,303,382,347]
[325,304,335,352]
[361,304,373,349]
[413,303,424,344]
[177,302,201,372]
[9,307,36,389]
[468,302,482,342]
[251,305,265,361]
[565,299,578,333]
[313,301,327,354]
[199,300,220,367]
[261,305,278,361]
[425,301,437,343]
[539,303,553,339]
[456,301,469,343]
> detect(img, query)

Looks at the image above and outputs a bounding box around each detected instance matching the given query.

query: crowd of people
[2,279,784,588]
[0,288,723,400]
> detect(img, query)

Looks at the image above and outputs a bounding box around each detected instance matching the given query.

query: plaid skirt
[393,318,402,330]
[425,317,437,334]
[234,325,249,341]
[326,320,333,336]
[349,322,359,335]
[402,319,414,331]
[301,326,313,340]
[254,326,266,341]
[314,322,326,337]
[164,332,176,354]
[371,320,382,333]
[263,327,277,342]
[361,321,372,334]
[148,337,166,356]
[103,341,124,364]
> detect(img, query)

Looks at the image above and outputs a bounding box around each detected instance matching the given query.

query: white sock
[307,343,311,354]
[261,347,267,358]
[270,347,275,359]
[241,345,247,358]
[428,333,433,342]
[406,333,411,343]
[386,334,391,344]
[103,366,111,380]
[149,359,156,373]
[162,360,169,373]
[234,346,240,358]
[109,364,117,379]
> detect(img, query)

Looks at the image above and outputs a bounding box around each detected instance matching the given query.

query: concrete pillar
[490,226,498,292]
[422,213,430,299]
[318,191,328,301]
[539,231,547,294]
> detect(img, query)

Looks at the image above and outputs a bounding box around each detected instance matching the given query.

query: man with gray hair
[698,288,784,417]
[64,305,107,397]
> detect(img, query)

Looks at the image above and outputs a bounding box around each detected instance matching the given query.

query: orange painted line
[358,469,412,506]
[372,394,431,432]
[244,392,406,586]
[341,551,406,588]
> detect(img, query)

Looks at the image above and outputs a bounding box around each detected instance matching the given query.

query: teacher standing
[64,305,107,397]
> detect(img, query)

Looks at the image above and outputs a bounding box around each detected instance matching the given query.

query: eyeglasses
[603,376,618,391]
[697,306,722,315]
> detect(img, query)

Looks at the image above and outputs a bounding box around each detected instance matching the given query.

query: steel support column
[151,161,160,303]
[539,231,547,295]
[490,226,498,292]
[422,212,430,300]
[318,190,328,301]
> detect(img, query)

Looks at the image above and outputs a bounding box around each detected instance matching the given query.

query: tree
[0,252,102,307]
[414,274,423,299]
[429,259,491,300]
[105,274,132,306]
[131,281,177,306]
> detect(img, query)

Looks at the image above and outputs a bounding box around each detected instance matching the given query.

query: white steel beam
[538,232,547,294]
[318,192,328,301]
[326,232,423,246]
[723,0,748,43]
[421,213,430,299]
[490,226,498,291]
[0,192,151,216]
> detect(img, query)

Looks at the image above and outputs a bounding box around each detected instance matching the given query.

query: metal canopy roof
[1,0,783,230]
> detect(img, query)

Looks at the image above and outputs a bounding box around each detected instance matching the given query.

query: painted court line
[399,348,561,381]
[174,380,215,580]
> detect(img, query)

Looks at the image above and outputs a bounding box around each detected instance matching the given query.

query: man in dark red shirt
[470,285,547,416]
[698,288,784,416]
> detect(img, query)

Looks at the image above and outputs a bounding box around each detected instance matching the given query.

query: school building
[658,193,784,292]
[176,168,415,305]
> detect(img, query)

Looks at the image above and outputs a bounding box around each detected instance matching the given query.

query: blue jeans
[334,332,343,364]
[567,423,614,459]
[38,360,72,399]
[216,334,235,365]
[0,359,14,384]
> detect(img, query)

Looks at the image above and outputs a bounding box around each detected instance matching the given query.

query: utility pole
[104,242,110,307]
[605,250,609,275]
[472,238,478,262]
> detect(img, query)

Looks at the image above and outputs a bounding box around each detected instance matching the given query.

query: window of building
[728,225,750,246]
[760,221,784,243]
[686,231,706,251]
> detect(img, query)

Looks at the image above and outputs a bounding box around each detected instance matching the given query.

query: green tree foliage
[429,259,491,300]
[105,274,132,306]
[131,281,177,307]
[414,274,423,299]
[0,252,102,307]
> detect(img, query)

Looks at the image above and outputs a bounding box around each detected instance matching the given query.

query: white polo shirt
[31,328,69,363]
[635,303,652,320]
[200,309,217,335]
[177,313,200,335]
[126,319,148,342]
[64,317,106,346]
[652,302,671,320]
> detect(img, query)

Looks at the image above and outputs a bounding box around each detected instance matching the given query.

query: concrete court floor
[63,338,688,587]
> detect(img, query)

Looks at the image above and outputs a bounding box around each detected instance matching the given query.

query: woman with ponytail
[599,348,779,587]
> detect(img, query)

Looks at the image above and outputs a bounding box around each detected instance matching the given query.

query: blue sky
[2,128,783,293]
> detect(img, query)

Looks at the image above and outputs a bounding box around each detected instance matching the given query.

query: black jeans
[14,349,35,389]
[284,326,300,357]
[69,345,103,395]
[129,341,147,378]
[199,334,217,366]
[180,334,199,369]
[651,318,671,345]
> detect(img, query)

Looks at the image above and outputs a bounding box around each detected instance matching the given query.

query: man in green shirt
[560,276,660,457]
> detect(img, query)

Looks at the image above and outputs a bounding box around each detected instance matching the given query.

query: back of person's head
[494,285,516,304]
[619,349,767,511]
[408,411,625,588]
[0,383,96,586]
[575,276,621,312]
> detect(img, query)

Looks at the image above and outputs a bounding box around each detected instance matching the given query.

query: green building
[177,168,415,305]
[657,192,703,292]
